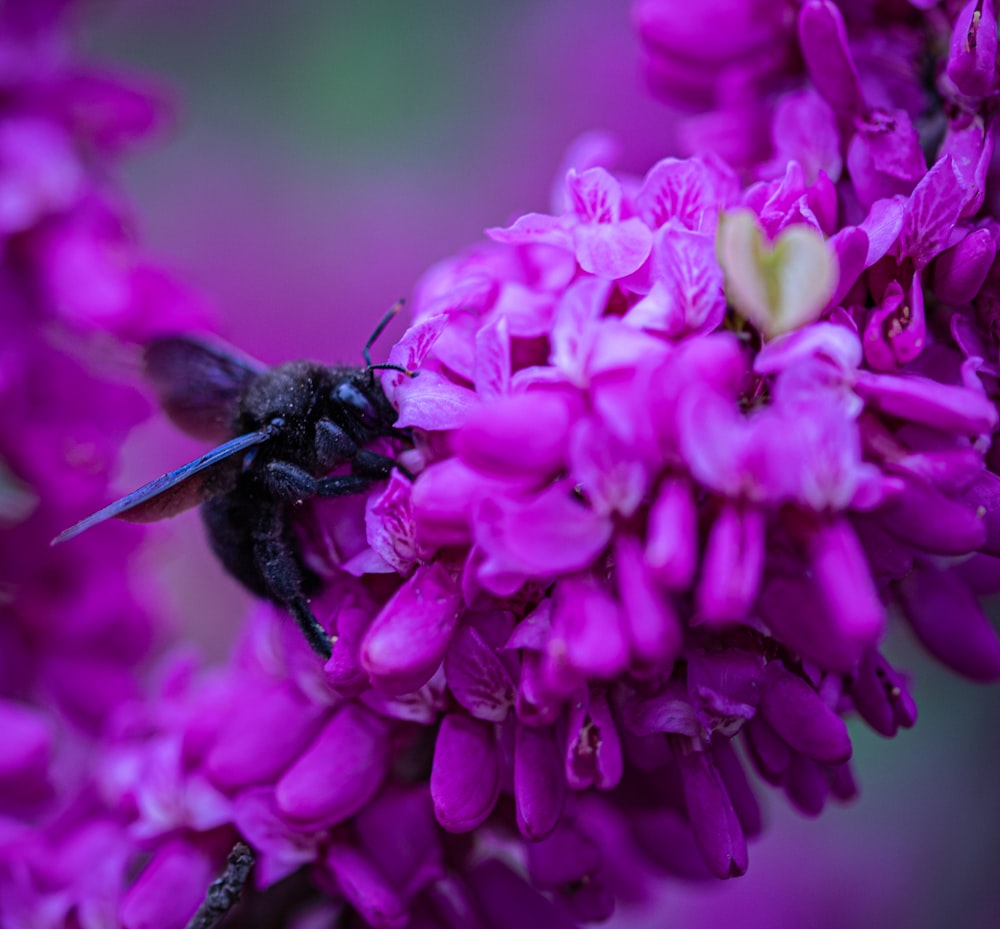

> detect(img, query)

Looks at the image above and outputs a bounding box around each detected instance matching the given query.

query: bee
[54,304,415,659]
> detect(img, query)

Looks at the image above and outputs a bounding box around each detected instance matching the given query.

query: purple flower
[0,5,214,927]
[7,2,1000,927]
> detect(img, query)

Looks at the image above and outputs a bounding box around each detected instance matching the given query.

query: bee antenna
[367,362,418,377]
[364,299,417,379]
[363,299,403,365]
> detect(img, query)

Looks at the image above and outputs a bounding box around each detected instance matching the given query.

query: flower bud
[430,713,500,832]
[933,227,996,304]
[759,662,852,765]
[361,563,461,695]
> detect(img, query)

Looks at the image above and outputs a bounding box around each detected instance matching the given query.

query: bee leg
[316,474,375,497]
[247,502,331,659]
[286,596,334,660]
[315,418,357,468]
[352,449,413,481]
[264,461,319,500]
[253,517,332,659]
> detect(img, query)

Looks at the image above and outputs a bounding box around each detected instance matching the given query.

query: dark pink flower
[11,2,1000,926]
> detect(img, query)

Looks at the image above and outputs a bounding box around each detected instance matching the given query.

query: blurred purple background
[82,2,1000,926]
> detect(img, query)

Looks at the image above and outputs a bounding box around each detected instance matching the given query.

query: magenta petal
[629,806,714,880]
[952,552,1000,595]
[474,481,613,579]
[565,689,623,790]
[862,280,908,371]
[206,683,327,790]
[744,714,792,785]
[385,313,450,384]
[624,682,702,739]
[679,388,747,494]
[785,755,829,817]
[526,822,601,887]
[355,786,444,899]
[947,0,998,97]
[958,470,1000,556]
[850,650,918,738]
[393,370,479,431]
[0,699,51,784]
[853,370,998,435]
[810,519,886,666]
[569,417,649,517]
[566,165,623,223]
[454,390,576,479]
[828,226,869,308]
[550,276,612,379]
[878,477,986,555]
[859,196,907,265]
[465,859,580,929]
[366,471,420,576]
[759,573,871,675]
[551,573,628,679]
[574,217,653,279]
[771,90,843,184]
[275,703,389,829]
[695,503,765,626]
[898,156,966,270]
[0,118,81,235]
[627,225,725,335]
[932,227,996,305]
[829,760,859,803]
[232,788,321,888]
[847,110,925,207]
[687,649,764,727]
[361,563,461,695]
[119,838,217,929]
[474,313,511,399]
[759,662,852,765]
[678,750,747,879]
[516,651,563,728]
[635,154,739,231]
[644,476,699,590]
[324,844,408,929]
[325,600,373,696]
[430,713,500,832]
[486,211,574,250]
[444,624,516,722]
[557,877,615,924]
[412,458,531,550]
[797,0,865,116]
[861,282,900,371]
[514,722,566,841]
[941,116,994,218]
[712,738,762,839]
[896,560,1000,681]
[615,534,683,668]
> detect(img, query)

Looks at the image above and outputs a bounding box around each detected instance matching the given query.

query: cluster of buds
[0,2,208,925]
[3,1,1000,928]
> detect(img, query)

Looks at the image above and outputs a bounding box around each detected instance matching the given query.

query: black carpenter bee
[54,305,415,659]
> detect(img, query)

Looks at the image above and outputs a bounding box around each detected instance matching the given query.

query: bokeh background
[81,2,1000,926]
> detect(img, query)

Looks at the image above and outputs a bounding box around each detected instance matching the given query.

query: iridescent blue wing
[144,336,265,441]
[52,428,273,544]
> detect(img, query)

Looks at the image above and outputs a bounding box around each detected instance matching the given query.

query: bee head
[332,375,381,430]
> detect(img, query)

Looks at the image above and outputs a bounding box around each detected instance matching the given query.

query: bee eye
[333,381,378,427]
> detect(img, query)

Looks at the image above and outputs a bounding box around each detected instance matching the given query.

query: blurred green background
[83,2,1000,927]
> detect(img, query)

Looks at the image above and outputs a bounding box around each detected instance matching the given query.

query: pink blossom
[8,2,1000,927]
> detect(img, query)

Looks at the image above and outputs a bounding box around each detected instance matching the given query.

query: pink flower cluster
[87,2,1000,922]
[0,2,207,925]
[4,1,1000,928]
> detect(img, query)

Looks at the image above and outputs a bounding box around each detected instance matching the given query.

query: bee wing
[52,428,273,544]
[144,336,266,441]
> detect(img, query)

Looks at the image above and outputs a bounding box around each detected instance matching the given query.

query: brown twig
[184,842,255,929]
